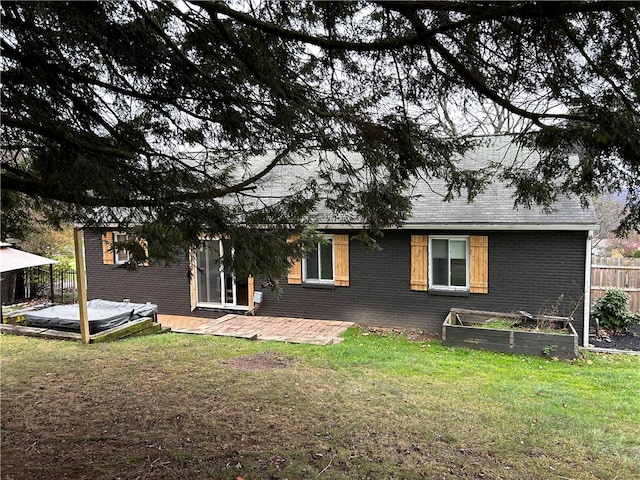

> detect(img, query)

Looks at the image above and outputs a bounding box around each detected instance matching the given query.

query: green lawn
[1,328,639,479]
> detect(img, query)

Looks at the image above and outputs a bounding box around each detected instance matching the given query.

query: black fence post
[49,264,54,303]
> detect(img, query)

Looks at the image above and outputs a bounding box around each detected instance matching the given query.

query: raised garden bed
[442,308,578,359]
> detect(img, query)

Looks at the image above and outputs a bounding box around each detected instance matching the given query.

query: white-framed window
[429,236,469,291]
[303,236,334,284]
[195,238,250,309]
[113,232,131,265]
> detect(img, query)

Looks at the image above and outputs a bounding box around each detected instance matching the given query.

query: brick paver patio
[157,314,354,345]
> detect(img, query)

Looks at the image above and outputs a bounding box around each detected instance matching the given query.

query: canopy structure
[0,242,57,273]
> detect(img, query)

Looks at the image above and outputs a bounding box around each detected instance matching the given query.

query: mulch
[589,324,640,352]
[359,325,441,343]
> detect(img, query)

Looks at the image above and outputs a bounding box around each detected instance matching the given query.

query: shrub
[592,288,640,333]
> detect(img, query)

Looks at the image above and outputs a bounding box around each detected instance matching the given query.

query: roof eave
[318,223,599,232]
[79,222,599,232]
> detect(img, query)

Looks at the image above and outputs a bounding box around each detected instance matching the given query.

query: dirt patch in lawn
[221,351,298,371]
[359,324,441,343]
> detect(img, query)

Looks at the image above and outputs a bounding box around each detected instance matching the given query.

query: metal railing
[2,267,77,305]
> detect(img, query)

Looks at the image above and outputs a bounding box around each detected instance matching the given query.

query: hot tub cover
[25,299,157,333]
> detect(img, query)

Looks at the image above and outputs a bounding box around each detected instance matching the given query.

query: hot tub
[25,299,157,334]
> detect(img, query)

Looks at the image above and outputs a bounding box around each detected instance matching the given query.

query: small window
[303,237,334,283]
[113,232,131,265]
[430,237,469,290]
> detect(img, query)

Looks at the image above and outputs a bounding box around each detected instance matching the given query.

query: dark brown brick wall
[84,230,223,319]
[84,229,588,337]
[258,230,588,338]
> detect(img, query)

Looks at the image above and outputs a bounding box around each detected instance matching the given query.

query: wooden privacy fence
[591,256,640,313]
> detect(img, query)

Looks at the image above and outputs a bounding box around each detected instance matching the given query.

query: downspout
[583,230,593,347]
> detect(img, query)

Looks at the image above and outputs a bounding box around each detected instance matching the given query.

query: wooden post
[73,228,90,344]
[248,275,255,314]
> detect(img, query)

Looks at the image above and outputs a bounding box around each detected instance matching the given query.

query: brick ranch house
[82,137,598,345]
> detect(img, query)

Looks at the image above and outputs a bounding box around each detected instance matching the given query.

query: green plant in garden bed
[475,317,519,330]
[592,288,640,333]
[475,317,571,334]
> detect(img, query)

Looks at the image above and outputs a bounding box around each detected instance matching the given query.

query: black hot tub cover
[25,299,157,333]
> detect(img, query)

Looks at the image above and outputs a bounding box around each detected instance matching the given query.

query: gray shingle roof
[246,136,597,231]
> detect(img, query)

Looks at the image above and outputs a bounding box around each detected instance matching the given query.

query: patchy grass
[473,318,571,334]
[474,317,519,330]
[1,328,639,479]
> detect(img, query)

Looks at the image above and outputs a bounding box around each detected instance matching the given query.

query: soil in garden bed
[590,324,640,352]
[474,318,573,334]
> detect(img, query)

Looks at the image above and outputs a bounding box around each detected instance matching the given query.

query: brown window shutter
[470,235,489,294]
[333,234,350,287]
[287,236,302,284]
[102,232,115,265]
[287,260,302,284]
[410,235,428,291]
[139,238,150,267]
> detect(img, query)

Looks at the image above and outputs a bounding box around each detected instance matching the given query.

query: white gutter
[583,230,593,347]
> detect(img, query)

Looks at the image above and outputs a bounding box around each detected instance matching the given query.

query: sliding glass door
[196,239,247,307]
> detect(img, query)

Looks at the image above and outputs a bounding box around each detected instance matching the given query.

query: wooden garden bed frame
[442,308,579,359]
